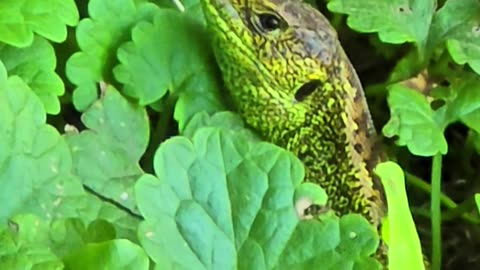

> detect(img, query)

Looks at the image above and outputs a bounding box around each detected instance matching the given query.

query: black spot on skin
[295,80,321,101]
[354,143,363,153]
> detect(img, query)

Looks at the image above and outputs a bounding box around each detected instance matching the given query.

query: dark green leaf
[428,0,480,74]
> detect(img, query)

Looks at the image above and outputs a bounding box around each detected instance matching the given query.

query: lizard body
[200,0,385,227]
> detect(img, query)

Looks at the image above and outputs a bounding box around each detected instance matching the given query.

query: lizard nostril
[295,80,321,102]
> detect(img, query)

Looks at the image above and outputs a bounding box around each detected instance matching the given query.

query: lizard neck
[236,71,384,225]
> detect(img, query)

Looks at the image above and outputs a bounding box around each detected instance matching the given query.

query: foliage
[1,0,480,269]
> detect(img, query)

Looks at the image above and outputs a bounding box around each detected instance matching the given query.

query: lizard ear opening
[295,80,321,102]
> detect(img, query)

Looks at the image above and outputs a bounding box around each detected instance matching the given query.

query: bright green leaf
[65,86,149,214]
[475,194,480,214]
[0,214,64,270]
[135,128,380,269]
[0,0,78,47]
[382,84,448,156]
[0,65,87,223]
[327,0,435,56]
[63,239,149,270]
[66,0,159,110]
[113,9,225,130]
[0,36,64,114]
[375,162,424,270]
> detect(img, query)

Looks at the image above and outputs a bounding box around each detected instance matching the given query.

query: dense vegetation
[0,0,479,269]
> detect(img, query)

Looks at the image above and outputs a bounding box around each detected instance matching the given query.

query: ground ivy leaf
[81,193,141,243]
[135,128,380,269]
[181,111,259,140]
[173,73,226,130]
[66,0,159,111]
[428,0,480,74]
[0,214,64,270]
[382,83,448,156]
[0,67,87,223]
[294,182,328,207]
[0,0,78,47]
[63,239,149,270]
[278,215,380,269]
[113,9,225,130]
[375,162,424,270]
[49,218,89,258]
[441,76,480,133]
[327,0,435,56]
[0,36,64,114]
[65,86,149,214]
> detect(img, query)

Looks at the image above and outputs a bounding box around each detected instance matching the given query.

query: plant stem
[405,172,480,225]
[442,197,476,221]
[405,172,455,208]
[431,153,443,270]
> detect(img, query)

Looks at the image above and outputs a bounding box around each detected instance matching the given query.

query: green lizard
[200,0,386,227]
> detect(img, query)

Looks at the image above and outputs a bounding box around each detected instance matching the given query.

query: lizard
[199,0,391,265]
[200,0,386,227]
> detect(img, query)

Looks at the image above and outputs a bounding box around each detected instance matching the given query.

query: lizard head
[202,0,369,141]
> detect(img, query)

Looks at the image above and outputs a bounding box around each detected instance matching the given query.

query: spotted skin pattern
[200,0,386,227]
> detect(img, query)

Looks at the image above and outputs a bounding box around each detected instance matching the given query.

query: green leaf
[63,239,149,270]
[375,162,424,270]
[86,219,117,243]
[65,86,149,214]
[0,64,87,222]
[0,0,78,47]
[382,84,448,156]
[135,128,380,269]
[327,0,435,56]
[428,0,480,74]
[0,214,64,270]
[49,218,89,258]
[441,75,480,133]
[66,0,159,111]
[82,194,141,242]
[48,218,118,259]
[278,215,380,269]
[113,9,225,130]
[181,111,259,140]
[475,194,480,214]
[0,36,64,114]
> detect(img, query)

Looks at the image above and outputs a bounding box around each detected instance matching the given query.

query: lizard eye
[257,13,282,32]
